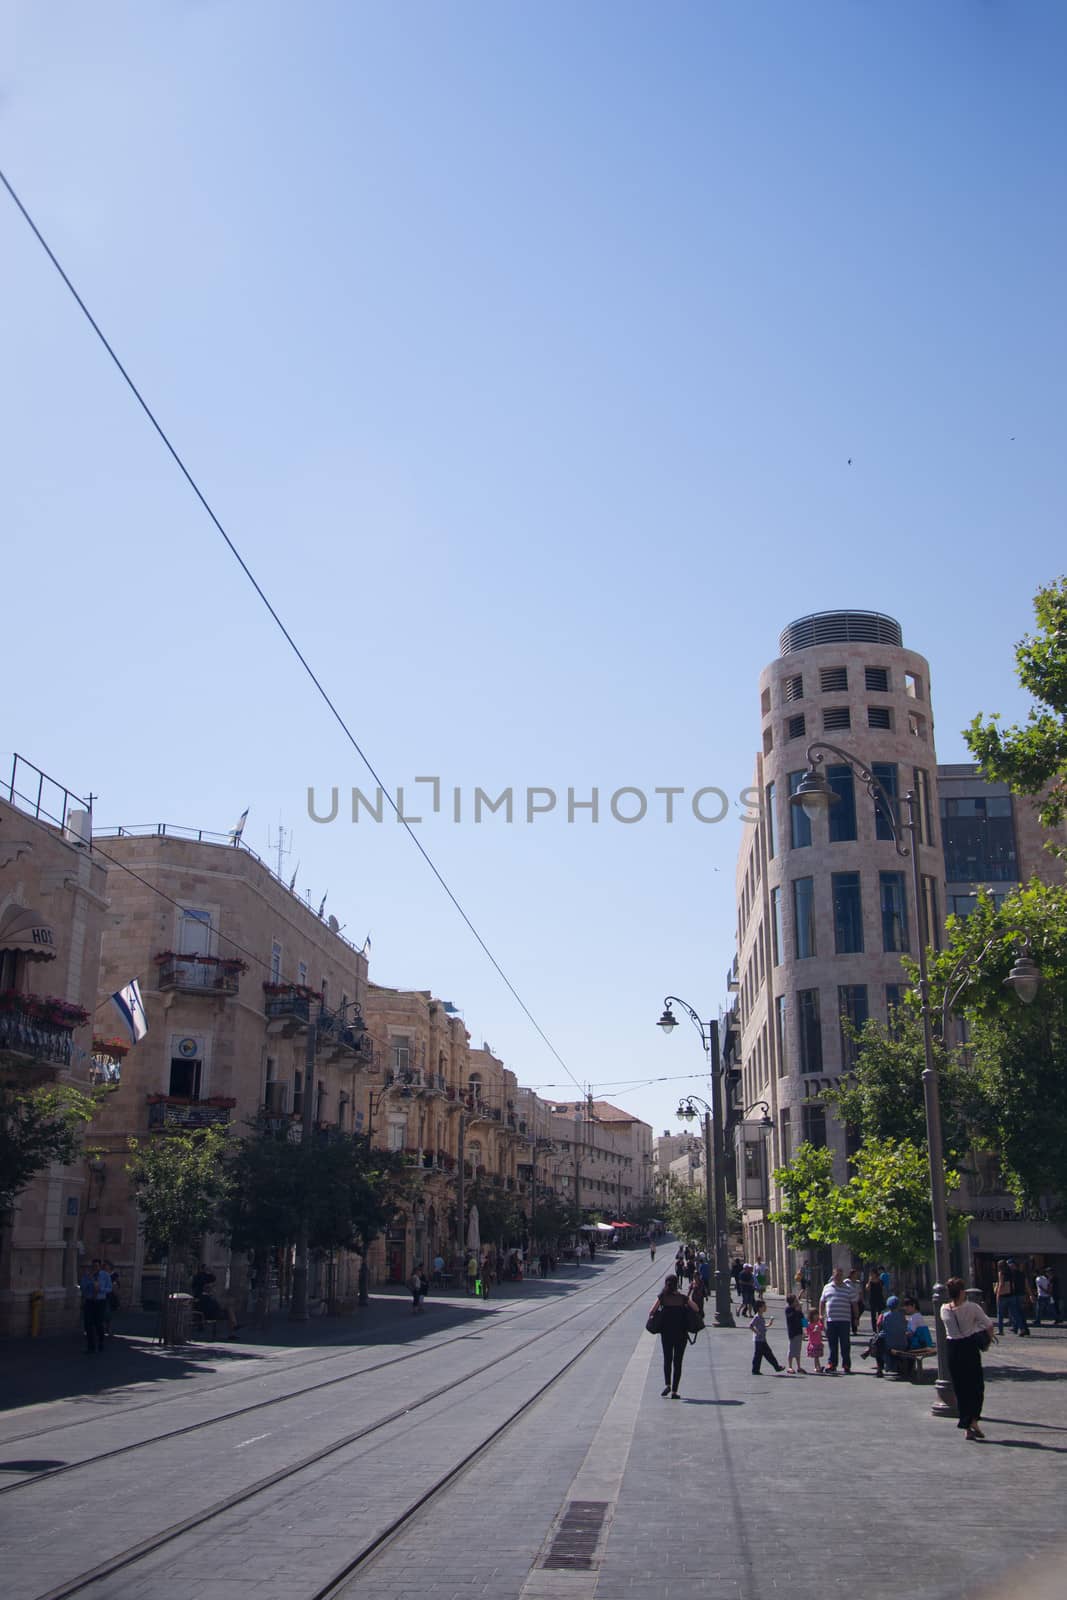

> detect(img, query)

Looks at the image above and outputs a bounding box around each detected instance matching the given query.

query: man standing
[79,1258,104,1353]
[1008,1258,1032,1336]
[819,1266,857,1373]
[1034,1267,1055,1327]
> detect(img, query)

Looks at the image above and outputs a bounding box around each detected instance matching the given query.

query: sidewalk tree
[531,1189,581,1245]
[0,1082,97,1215]
[768,1141,844,1253]
[835,1137,965,1272]
[127,1123,233,1272]
[665,1182,708,1247]
[466,1180,526,1246]
[965,575,1067,828]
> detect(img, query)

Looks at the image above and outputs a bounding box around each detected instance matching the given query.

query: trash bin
[164,1292,195,1345]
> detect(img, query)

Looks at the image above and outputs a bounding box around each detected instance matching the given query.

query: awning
[0,904,57,961]
[595,1222,616,1232]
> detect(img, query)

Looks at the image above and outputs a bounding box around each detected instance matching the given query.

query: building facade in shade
[0,762,108,1337]
[547,1101,653,1217]
[734,611,945,1288]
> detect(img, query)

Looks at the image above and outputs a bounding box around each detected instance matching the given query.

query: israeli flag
[112,978,148,1044]
[229,808,249,846]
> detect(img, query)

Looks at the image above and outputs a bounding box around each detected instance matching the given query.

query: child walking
[806,1308,825,1373]
[785,1293,807,1373]
[750,1300,783,1374]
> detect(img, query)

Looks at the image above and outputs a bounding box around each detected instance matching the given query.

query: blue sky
[4,2,1065,1134]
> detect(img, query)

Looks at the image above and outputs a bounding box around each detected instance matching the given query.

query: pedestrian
[191,1263,240,1337]
[806,1308,825,1373]
[102,1261,119,1338]
[750,1300,783,1374]
[731,1256,743,1295]
[876,1295,908,1376]
[818,1266,857,1373]
[794,1260,810,1298]
[649,1236,656,1262]
[1010,1258,1032,1334]
[466,1253,478,1296]
[994,1258,1014,1334]
[941,1275,996,1441]
[738,1263,757,1318]
[409,1265,427,1315]
[866,1268,886,1334]
[784,1293,807,1373]
[1049,1270,1062,1324]
[649,1273,697,1399]
[755,1258,769,1295]
[689,1269,707,1320]
[480,1255,494,1299]
[432,1252,445,1288]
[902,1297,933,1351]
[698,1253,711,1297]
[1034,1268,1055,1327]
[79,1259,104,1353]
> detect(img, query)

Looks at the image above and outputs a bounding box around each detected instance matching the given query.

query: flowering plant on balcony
[156,951,248,973]
[262,981,323,1000]
[92,1036,130,1061]
[0,991,90,1027]
[146,1094,238,1107]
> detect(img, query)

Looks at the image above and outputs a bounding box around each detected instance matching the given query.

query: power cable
[0,168,584,1096]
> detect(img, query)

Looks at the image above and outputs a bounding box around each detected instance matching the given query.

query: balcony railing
[0,998,85,1068]
[157,955,241,997]
[147,1096,235,1131]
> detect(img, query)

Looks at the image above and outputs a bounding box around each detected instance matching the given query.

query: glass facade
[770,886,783,965]
[872,762,898,842]
[797,989,822,1073]
[765,781,776,858]
[880,872,909,952]
[775,994,787,1076]
[827,765,857,842]
[940,794,1017,882]
[832,871,864,954]
[913,766,934,846]
[838,984,869,1069]
[802,1102,827,1148]
[920,874,941,952]
[788,771,812,848]
[793,877,816,958]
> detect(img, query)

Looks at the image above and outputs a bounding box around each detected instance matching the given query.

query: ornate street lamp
[658,997,735,1327]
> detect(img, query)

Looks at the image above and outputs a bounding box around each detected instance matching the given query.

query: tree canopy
[965,574,1067,828]
[0,1081,98,1215]
[127,1123,234,1261]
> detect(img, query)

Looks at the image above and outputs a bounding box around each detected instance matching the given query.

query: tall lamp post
[658,997,735,1328]
[790,742,1043,1414]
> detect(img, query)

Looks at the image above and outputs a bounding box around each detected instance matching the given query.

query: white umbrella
[466,1203,481,1259]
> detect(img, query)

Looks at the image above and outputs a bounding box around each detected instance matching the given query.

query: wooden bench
[190,1308,220,1341]
[889,1346,936,1382]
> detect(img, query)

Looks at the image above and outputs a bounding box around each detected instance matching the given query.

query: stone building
[89,824,373,1312]
[547,1100,652,1216]
[0,757,108,1337]
[734,610,944,1286]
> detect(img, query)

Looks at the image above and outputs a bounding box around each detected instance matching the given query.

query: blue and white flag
[111,978,148,1044]
[229,807,249,845]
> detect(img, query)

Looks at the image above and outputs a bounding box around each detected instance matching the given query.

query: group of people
[994,1257,1060,1333]
[731,1258,770,1317]
[79,1258,119,1353]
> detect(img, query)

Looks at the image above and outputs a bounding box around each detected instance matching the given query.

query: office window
[948,894,977,919]
[823,706,851,731]
[920,875,941,952]
[827,765,857,842]
[779,1106,791,1163]
[766,781,777,858]
[393,1036,411,1073]
[788,772,812,848]
[832,872,864,954]
[868,706,892,730]
[783,673,804,702]
[905,672,922,700]
[838,984,869,1070]
[865,666,890,692]
[939,795,1017,882]
[908,711,928,740]
[178,908,212,955]
[802,1102,827,1148]
[270,940,282,984]
[775,994,788,1077]
[913,767,934,846]
[820,666,848,693]
[169,1055,202,1099]
[872,763,899,842]
[797,989,823,1073]
[763,726,774,755]
[885,984,904,1039]
[880,872,910,952]
[787,714,806,741]
[297,961,308,987]
[770,886,783,965]
[761,687,771,716]
[793,877,816,959]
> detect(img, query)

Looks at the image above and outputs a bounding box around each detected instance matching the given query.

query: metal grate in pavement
[541,1499,610,1570]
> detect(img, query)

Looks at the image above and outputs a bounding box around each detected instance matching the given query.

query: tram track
[16,1257,661,1600]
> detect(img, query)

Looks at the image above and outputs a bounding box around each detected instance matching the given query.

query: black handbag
[975,1328,992,1352]
[646,1304,663,1335]
[686,1304,705,1339]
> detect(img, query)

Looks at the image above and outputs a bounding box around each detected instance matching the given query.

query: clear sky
[4,2,1065,1138]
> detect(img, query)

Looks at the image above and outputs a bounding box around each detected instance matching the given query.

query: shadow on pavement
[980,1438,1067,1454]
[985,1366,1067,1383]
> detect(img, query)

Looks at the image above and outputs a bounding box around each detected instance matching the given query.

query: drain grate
[541,1499,610,1570]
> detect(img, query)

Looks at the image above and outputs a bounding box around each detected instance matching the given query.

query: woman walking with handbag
[941,1276,996,1440]
[647,1274,698,1400]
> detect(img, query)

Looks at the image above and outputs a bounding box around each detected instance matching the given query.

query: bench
[889,1347,937,1382]
[190,1308,220,1341]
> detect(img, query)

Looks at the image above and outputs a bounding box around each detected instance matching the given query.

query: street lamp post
[658,997,735,1328]
[790,741,1042,1414]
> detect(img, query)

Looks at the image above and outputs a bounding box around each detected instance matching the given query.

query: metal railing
[0,1004,75,1066]
[158,956,240,996]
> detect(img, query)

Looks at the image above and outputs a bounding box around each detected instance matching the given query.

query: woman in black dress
[650,1274,698,1399]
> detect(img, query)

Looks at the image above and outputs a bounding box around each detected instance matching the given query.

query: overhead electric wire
[0,168,584,1096]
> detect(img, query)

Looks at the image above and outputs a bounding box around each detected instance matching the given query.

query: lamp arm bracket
[663,995,712,1053]
[804,741,910,858]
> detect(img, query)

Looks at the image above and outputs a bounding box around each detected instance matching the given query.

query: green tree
[467,1180,526,1246]
[835,1137,965,1271]
[0,1082,98,1214]
[127,1123,234,1267]
[965,575,1067,827]
[530,1188,582,1246]
[768,1141,844,1251]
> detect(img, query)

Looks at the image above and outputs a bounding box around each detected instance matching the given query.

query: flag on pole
[317,892,328,918]
[361,933,372,959]
[111,978,148,1044]
[229,808,249,845]
[288,861,299,892]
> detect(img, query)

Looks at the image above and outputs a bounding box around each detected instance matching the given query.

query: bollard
[29,1290,44,1337]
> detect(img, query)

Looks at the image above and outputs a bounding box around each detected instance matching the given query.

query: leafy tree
[530,1188,582,1245]
[834,1137,965,1271]
[467,1180,526,1246]
[933,881,1067,1208]
[127,1123,233,1267]
[769,1141,844,1251]
[965,575,1067,827]
[665,1183,710,1247]
[0,1082,98,1214]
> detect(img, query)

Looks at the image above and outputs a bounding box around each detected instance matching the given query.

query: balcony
[0,995,88,1071]
[264,983,319,1035]
[147,1095,235,1131]
[157,954,243,997]
[317,1010,372,1064]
